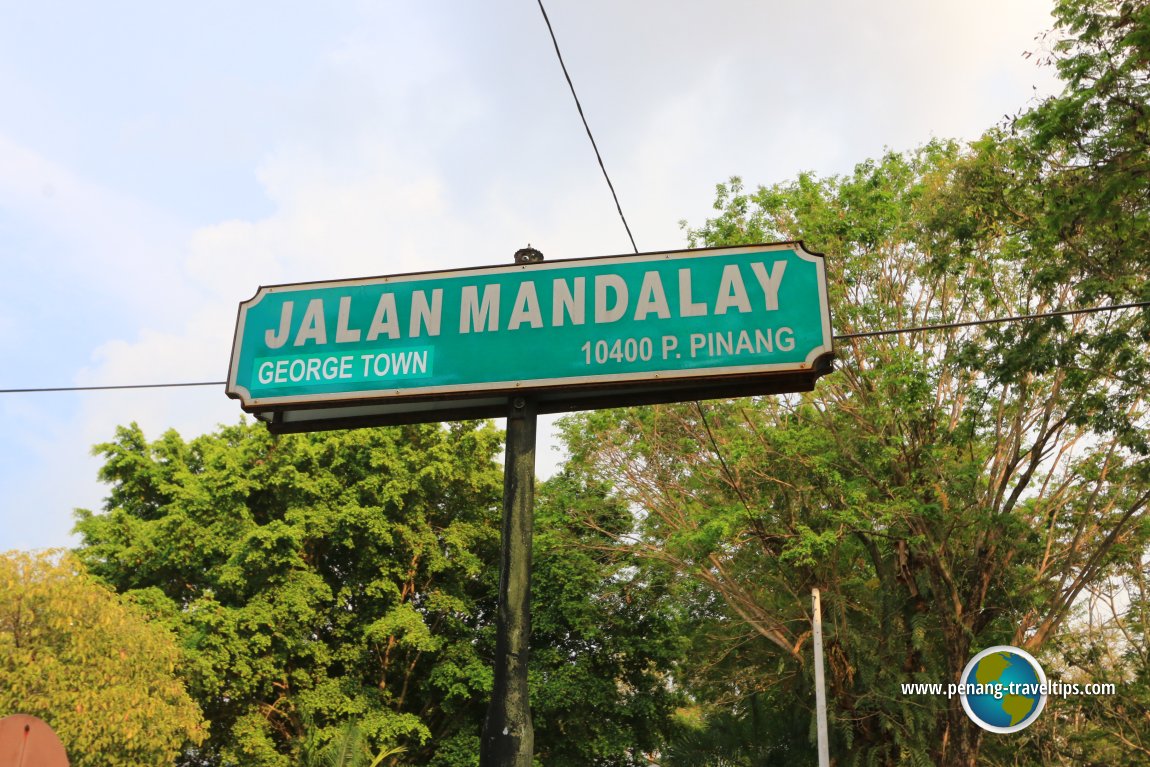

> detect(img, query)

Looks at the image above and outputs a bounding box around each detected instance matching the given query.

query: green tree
[300,719,406,767]
[529,469,686,766]
[579,5,1150,763]
[0,549,207,766]
[562,132,1149,766]
[980,557,1150,767]
[943,2,1150,760]
[938,0,1150,462]
[1012,0,1150,305]
[76,420,504,766]
[75,419,684,766]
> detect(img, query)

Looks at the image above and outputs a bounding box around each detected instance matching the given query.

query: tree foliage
[76,420,505,766]
[74,419,683,766]
[563,86,1149,767]
[0,549,206,766]
[530,469,686,766]
[299,719,406,767]
[1014,0,1150,301]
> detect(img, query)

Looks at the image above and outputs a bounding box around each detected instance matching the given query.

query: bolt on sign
[226,242,834,432]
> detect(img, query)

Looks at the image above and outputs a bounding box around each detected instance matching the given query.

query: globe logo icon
[960,646,1048,733]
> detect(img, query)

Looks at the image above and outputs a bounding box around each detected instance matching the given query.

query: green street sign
[226,242,834,431]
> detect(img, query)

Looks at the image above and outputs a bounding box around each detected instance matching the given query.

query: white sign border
[226,242,834,409]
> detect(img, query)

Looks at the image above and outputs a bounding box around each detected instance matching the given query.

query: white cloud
[0,0,1070,552]
[0,134,195,317]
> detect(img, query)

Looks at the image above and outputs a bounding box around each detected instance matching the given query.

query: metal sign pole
[479,395,537,767]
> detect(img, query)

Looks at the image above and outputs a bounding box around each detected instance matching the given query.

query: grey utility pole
[813,587,830,767]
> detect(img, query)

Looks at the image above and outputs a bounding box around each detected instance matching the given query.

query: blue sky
[1,1,1062,551]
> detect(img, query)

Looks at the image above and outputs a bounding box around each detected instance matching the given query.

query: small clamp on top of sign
[513,246,544,265]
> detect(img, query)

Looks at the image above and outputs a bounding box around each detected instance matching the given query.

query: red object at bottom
[0,715,69,767]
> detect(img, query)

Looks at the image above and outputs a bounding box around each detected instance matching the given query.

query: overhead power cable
[2,301,1146,394]
[529,0,771,519]
[833,299,1150,341]
[535,0,638,254]
[0,381,226,393]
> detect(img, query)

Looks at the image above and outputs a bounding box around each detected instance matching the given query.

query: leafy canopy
[0,549,207,767]
[75,418,685,766]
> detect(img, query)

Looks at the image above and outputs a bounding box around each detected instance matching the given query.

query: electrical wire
[535,0,638,254]
[1,301,1146,394]
[833,300,1150,341]
[0,381,225,393]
